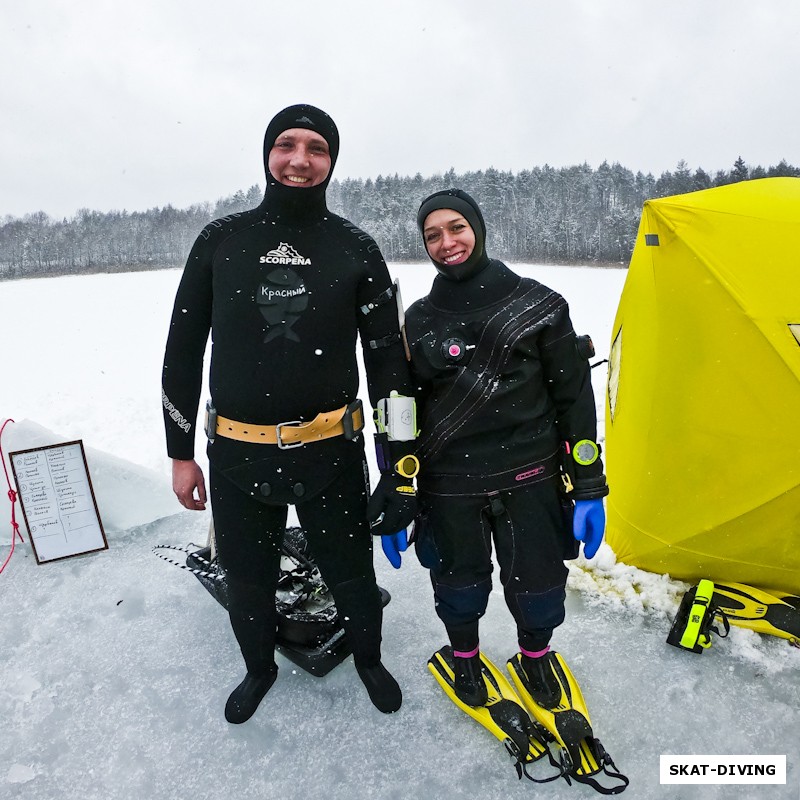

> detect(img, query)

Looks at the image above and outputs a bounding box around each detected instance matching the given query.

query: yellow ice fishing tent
[605,177,800,595]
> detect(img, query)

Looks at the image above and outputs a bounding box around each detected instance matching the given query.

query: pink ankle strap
[453,645,480,659]
[520,645,550,659]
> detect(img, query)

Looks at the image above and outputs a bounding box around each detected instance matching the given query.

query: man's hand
[172,459,207,510]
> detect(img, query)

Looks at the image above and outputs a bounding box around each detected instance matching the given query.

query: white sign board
[10,440,108,563]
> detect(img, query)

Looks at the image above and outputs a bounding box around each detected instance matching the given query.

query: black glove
[367,433,419,537]
[366,472,418,537]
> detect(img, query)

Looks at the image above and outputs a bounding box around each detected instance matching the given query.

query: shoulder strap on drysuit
[416,281,562,464]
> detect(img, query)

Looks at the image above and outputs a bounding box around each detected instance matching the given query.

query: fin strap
[571,741,630,795]
[517,749,570,785]
[710,606,731,639]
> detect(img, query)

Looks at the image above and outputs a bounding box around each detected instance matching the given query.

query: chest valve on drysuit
[441,337,471,363]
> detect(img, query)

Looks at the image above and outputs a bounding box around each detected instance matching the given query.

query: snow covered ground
[1,265,798,800]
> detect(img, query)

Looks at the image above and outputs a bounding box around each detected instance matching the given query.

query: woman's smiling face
[422,209,476,267]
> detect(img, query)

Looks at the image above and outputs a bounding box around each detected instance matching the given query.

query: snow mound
[1,419,177,539]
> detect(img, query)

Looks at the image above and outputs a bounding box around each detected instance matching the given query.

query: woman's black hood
[416,188,491,281]
[258,104,339,221]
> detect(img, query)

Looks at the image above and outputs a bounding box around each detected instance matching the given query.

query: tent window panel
[790,324,800,347]
[645,234,660,246]
[608,326,622,423]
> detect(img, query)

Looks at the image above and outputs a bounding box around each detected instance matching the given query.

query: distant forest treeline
[2,157,798,280]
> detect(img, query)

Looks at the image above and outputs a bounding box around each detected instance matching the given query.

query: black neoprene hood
[417,188,490,281]
[263,104,340,174]
[260,103,339,219]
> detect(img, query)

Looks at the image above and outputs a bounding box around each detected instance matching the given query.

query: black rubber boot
[521,652,561,709]
[355,661,402,713]
[224,668,278,724]
[453,653,488,707]
[330,576,401,712]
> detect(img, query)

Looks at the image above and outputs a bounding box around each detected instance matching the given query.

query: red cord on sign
[0,418,25,575]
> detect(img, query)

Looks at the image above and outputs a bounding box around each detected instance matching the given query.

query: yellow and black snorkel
[667,579,731,653]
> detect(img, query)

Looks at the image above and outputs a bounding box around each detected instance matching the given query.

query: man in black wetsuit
[405,189,608,708]
[162,104,417,723]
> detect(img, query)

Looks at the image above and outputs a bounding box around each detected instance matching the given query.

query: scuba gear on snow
[667,579,730,653]
[695,582,799,646]
[507,651,629,795]
[573,498,606,560]
[159,526,392,677]
[428,646,566,785]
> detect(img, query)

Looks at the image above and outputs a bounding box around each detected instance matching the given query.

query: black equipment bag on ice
[185,526,390,677]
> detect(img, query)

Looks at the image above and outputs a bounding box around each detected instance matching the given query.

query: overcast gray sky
[3,0,798,219]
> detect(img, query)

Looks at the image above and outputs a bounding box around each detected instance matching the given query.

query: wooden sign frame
[9,440,108,564]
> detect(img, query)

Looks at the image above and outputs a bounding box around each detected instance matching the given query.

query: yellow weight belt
[214,402,364,448]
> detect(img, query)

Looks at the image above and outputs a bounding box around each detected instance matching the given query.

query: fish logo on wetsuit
[256,267,309,343]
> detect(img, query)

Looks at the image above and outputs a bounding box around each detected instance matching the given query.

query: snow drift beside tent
[605,177,800,595]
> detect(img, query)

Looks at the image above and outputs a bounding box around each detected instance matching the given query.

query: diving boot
[453,653,489,707]
[520,651,561,710]
[355,661,403,713]
[224,668,278,724]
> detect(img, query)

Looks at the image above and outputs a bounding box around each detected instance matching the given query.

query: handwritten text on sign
[10,441,108,563]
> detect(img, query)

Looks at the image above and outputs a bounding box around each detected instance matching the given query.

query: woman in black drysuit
[162,105,416,723]
[404,189,608,708]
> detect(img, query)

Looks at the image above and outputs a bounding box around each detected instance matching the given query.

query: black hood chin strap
[417,188,491,281]
[259,104,339,222]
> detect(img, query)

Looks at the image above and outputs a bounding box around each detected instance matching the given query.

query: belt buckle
[276,420,303,449]
[342,399,364,441]
[204,400,217,443]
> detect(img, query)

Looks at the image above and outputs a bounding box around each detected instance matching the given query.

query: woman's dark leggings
[415,477,576,654]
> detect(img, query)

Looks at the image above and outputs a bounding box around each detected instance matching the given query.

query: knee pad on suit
[512,585,567,632]
[433,578,492,627]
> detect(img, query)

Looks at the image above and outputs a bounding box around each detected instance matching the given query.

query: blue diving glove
[573,498,606,559]
[381,528,409,569]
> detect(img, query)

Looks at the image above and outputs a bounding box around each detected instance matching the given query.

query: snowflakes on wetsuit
[161,104,415,723]
[405,187,609,709]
